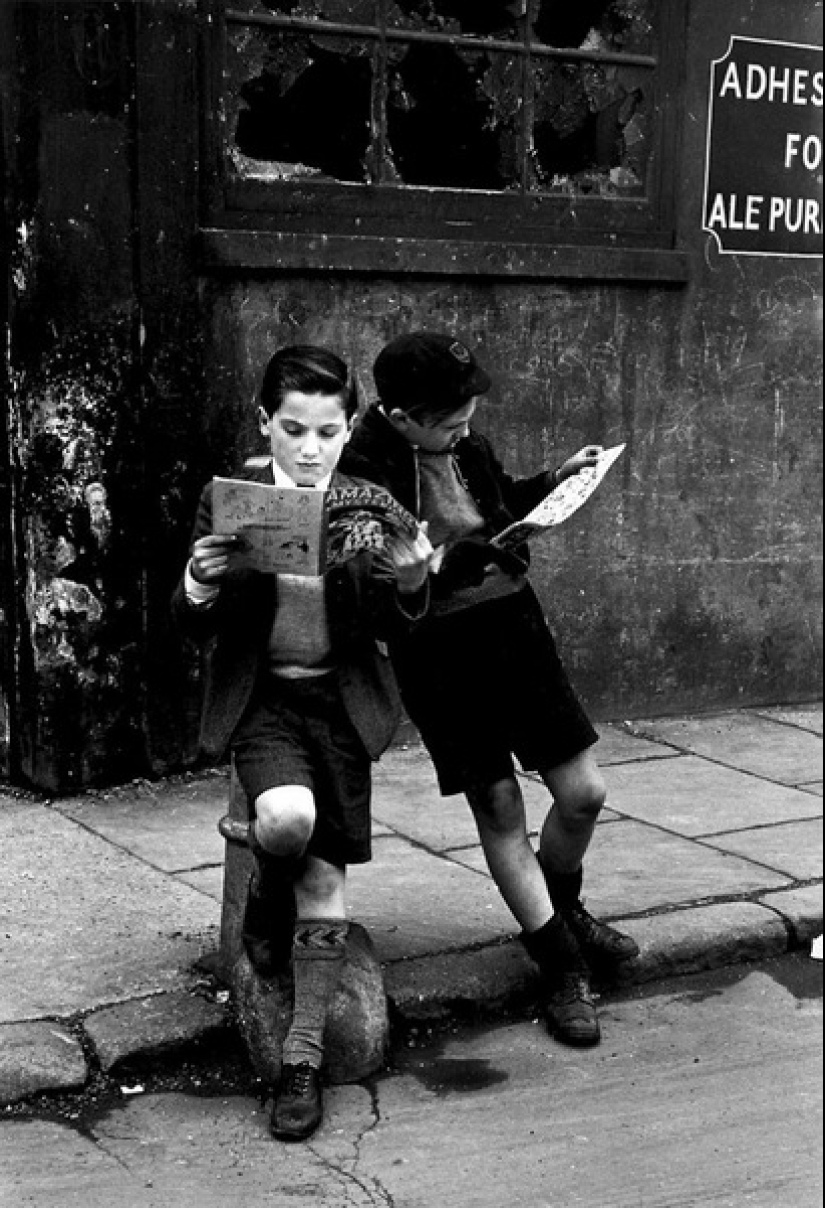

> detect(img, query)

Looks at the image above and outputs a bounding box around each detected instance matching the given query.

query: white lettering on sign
[708,193,822,236]
[718,61,824,105]
[703,36,824,257]
[785,132,823,170]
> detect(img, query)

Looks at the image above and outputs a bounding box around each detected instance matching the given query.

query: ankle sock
[522,915,588,980]
[282,919,349,1070]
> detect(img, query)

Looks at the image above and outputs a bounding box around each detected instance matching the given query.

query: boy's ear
[258,406,271,434]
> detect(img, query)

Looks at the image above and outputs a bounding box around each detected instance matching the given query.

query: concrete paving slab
[753,704,823,735]
[55,772,229,874]
[0,1022,88,1105]
[704,818,823,881]
[372,752,477,850]
[346,836,514,962]
[174,866,225,902]
[605,756,820,835]
[0,801,219,1022]
[594,724,683,765]
[630,711,822,786]
[448,818,791,917]
[798,781,823,797]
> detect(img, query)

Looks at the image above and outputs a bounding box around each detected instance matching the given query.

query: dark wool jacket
[170,463,424,763]
[339,404,556,549]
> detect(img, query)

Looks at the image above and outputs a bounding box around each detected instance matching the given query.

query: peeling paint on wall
[13,313,147,791]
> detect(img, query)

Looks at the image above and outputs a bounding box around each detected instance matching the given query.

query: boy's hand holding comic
[555,445,604,483]
[189,534,240,586]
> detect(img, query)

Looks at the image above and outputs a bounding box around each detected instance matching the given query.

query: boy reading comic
[340,332,639,1050]
[172,345,433,1141]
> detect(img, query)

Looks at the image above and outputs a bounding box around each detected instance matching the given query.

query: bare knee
[255,786,315,859]
[558,772,607,829]
[467,778,526,836]
[541,754,607,831]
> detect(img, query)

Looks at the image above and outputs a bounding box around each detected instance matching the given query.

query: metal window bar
[519,0,531,193]
[222,3,658,194]
[373,0,389,183]
[223,8,658,69]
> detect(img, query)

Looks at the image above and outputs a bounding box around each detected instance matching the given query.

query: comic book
[491,444,626,552]
[211,478,418,576]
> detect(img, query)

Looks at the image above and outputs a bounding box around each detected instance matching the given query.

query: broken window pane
[531,0,655,56]
[387,1,524,39]
[530,58,651,192]
[231,28,376,181]
[386,45,521,189]
[222,0,657,194]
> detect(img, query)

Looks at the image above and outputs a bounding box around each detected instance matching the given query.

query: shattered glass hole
[234,34,375,182]
[386,46,521,190]
[530,59,650,192]
[532,0,655,55]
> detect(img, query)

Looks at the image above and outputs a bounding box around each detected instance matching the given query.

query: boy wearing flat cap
[340,331,638,1048]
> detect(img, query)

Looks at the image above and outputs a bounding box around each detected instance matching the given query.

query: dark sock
[242,825,301,969]
[541,863,584,913]
[282,919,349,1070]
[522,915,588,979]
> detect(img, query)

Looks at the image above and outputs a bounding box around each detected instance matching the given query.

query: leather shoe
[544,971,601,1047]
[271,1063,323,1142]
[563,902,639,969]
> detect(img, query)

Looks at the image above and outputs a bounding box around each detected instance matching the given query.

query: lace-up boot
[271,1063,323,1142]
[543,864,639,971]
[522,916,601,1047]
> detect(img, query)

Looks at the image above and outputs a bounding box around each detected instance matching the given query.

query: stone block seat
[217,770,390,1085]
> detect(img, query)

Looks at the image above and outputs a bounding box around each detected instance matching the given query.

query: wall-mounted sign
[703,36,823,258]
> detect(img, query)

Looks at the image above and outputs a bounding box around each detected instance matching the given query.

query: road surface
[1,953,821,1207]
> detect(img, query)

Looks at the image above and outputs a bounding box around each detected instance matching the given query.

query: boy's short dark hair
[261,345,359,420]
[374,332,492,421]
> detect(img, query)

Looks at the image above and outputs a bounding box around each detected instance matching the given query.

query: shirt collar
[271,460,333,491]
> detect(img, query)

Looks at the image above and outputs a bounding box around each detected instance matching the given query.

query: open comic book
[492,444,626,552]
[212,477,418,576]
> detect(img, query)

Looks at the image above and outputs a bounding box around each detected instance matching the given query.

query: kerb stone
[0,1021,88,1105]
[84,991,230,1072]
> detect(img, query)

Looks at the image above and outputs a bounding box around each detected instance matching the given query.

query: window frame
[199,0,691,281]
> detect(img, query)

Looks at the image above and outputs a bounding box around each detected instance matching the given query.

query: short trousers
[391,584,599,797]
[231,672,372,866]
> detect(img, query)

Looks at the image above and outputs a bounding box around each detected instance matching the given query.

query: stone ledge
[0,1021,88,1106]
[83,991,231,1073]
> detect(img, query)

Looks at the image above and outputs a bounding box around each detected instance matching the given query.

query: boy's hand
[556,445,603,483]
[189,534,240,586]
[387,522,437,596]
